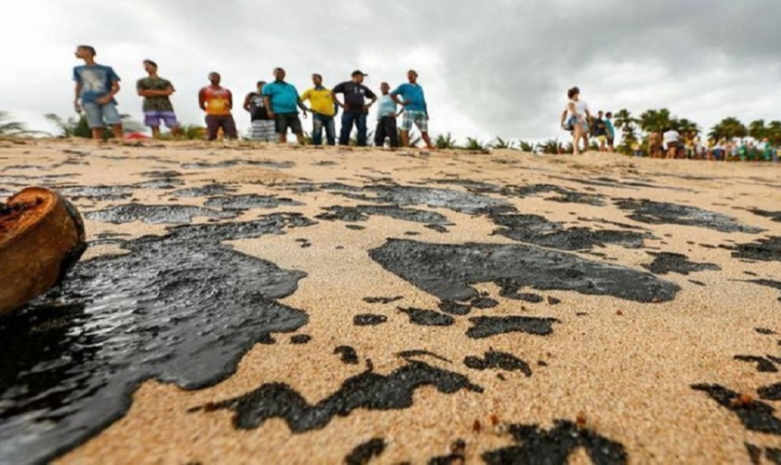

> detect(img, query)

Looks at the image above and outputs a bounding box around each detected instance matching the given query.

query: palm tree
[767,121,781,146]
[0,112,33,137]
[639,108,673,133]
[613,108,639,154]
[518,140,535,153]
[434,133,459,149]
[748,120,768,140]
[709,117,747,141]
[676,118,699,135]
[490,137,515,150]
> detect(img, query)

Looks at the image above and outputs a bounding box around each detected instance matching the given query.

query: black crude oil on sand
[1,140,780,464]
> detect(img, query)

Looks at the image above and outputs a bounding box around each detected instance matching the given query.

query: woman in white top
[561,87,591,155]
[662,128,680,159]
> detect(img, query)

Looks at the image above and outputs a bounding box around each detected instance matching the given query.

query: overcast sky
[3,0,781,143]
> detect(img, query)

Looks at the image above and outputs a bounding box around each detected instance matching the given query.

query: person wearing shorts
[243,81,276,142]
[198,72,238,141]
[663,127,680,159]
[391,70,435,150]
[136,60,181,139]
[73,45,123,140]
[605,112,616,152]
[561,87,591,155]
[593,111,608,152]
[262,68,308,145]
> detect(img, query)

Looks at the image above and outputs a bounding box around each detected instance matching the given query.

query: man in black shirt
[592,110,608,152]
[243,81,275,142]
[332,70,377,146]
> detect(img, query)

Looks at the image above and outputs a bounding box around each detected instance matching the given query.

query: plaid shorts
[250,120,277,142]
[401,110,428,132]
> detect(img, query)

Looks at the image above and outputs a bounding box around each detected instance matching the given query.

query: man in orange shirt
[198,72,238,141]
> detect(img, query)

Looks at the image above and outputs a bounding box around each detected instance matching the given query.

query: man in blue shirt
[374,82,402,148]
[73,45,123,140]
[391,70,434,150]
[262,67,308,144]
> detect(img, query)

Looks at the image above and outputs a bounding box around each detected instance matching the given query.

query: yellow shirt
[300,88,335,117]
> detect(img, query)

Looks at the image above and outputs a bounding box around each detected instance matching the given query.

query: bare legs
[400,130,435,150]
[572,126,588,155]
[91,124,123,141]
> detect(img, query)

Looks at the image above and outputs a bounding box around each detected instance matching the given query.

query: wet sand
[1,139,780,464]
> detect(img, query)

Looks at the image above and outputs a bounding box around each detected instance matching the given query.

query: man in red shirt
[198,72,238,141]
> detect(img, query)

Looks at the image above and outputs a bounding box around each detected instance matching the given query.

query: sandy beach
[1,139,780,464]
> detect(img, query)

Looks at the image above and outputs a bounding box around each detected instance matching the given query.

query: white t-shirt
[567,99,589,119]
[663,130,680,144]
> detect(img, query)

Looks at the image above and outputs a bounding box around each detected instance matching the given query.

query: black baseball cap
[352,70,368,76]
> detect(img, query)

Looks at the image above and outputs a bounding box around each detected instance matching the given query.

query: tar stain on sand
[196,361,483,433]
[398,307,456,327]
[171,183,236,198]
[464,350,532,376]
[0,214,313,464]
[641,252,721,276]
[481,420,628,464]
[730,238,781,264]
[315,205,451,227]
[344,438,387,465]
[363,296,403,304]
[466,316,560,339]
[205,194,303,211]
[692,384,781,435]
[369,239,679,303]
[747,208,781,222]
[334,346,359,365]
[615,198,763,234]
[328,184,514,215]
[85,203,236,224]
[56,185,134,202]
[354,314,388,326]
[181,158,296,170]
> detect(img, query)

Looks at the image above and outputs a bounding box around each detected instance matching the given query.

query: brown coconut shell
[0,187,87,316]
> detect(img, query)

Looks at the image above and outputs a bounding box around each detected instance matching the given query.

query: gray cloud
[3,0,780,142]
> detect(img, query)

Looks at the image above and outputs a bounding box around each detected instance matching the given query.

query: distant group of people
[72,45,435,149]
[560,87,615,155]
[643,130,779,162]
[560,86,779,162]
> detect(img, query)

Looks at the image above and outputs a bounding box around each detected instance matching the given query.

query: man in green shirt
[136,60,182,139]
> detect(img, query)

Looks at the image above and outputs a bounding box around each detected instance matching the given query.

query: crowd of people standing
[560,87,616,155]
[71,45,435,149]
[560,86,779,162]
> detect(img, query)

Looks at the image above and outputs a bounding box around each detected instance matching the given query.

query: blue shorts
[568,116,588,133]
[144,111,179,128]
[82,102,122,129]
